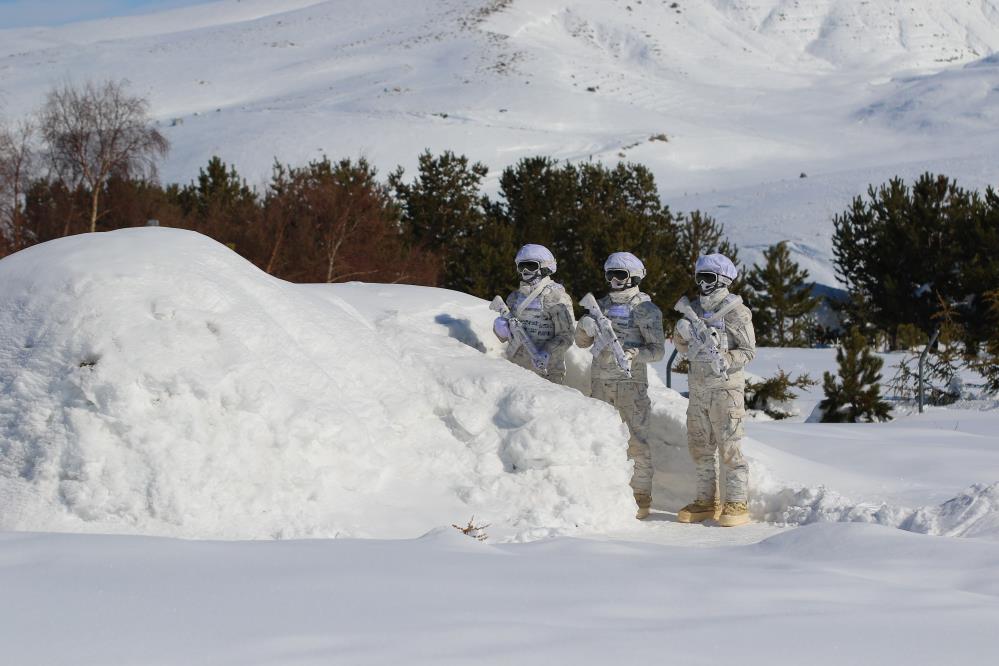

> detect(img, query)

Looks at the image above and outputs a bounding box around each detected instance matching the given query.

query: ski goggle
[695,271,719,286]
[517,261,541,272]
[605,269,630,282]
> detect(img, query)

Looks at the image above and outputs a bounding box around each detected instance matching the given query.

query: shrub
[820,328,892,422]
[746,369,817,419]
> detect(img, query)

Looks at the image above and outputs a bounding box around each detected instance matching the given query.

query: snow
[3,2,999,661]
[0,228,637,540]
[3,523,999,665]
[0,229,998,663]
[4,230,998,547]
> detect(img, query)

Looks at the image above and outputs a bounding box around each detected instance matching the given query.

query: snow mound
[753,479,999,540]
[0,229,636,540]
[320,281,697,515]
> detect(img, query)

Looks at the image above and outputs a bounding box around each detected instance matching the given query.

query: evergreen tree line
[831,173,999,401]
[391,151,742,321]
[1,136,826,339]
[833,173,999,352]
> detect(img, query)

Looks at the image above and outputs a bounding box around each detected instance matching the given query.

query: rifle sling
[514,277,551,319]
[703,295,743,325]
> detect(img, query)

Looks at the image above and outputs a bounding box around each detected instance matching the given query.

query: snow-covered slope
[3,0,999,284]
[0,228,638,540]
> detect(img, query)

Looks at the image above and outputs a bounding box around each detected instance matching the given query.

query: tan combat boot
[718,501,750,527]
[635,492,652,520]
[676,499,721,523]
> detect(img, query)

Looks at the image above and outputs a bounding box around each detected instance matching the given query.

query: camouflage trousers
[592,379,653,495]
[686,387,748,503]
[509,347,566,385]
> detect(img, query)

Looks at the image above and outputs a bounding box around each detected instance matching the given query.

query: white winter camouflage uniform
[499,277,576,384]
[576,287,666,497]
[673,288,756,503]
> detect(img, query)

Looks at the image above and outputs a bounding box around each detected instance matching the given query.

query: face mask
[606,269,630,290]
[696,271,721,295]
[518,260,542,283]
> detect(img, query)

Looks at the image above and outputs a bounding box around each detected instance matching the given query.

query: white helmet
[515,244,556,283]
[604,252,646,290]
[694,253,737,294]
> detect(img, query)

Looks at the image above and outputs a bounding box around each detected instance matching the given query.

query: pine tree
[669,210,741,317]
[492,158,681,312]
[746,241,818,346]
[389,150,490,291]
[970,289,999,394]
[177,156,257,218]
[458,205,516,299]
[673,209,739,274]
[832,173,989,348]
[820,327,892,422]
[958,187,999,349]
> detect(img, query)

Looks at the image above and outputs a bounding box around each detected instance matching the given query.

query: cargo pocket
[721,388,746,441]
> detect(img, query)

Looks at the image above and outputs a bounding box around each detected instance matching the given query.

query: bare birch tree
[39,79,169,233]
[0,118,36,253]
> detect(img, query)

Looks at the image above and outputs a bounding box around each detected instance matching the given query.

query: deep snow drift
[0,228,639,539]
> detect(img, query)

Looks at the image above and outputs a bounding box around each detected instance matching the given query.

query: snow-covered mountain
[2,0,999,282]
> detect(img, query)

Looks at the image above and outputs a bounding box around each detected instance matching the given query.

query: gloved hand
[624,347,639,363]
[720,353,731,374]
[674,318,693,341]
[577,315,598,338]
[708,328,721,347]
[493,316,511,340]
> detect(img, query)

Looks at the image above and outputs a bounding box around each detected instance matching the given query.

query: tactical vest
[603,293,651,348]
[591,292,652,383]
[509,286,558,343]
[691,294,742,354]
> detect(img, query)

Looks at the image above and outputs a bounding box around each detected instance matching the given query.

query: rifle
[490,296,549,374]
[674,298,728,379]
[579,293,632,377]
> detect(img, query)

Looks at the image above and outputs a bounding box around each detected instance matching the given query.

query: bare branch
[38,79,169,232]
[0,118,38,252]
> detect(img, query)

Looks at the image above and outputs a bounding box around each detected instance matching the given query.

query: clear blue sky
[0,0,215,29]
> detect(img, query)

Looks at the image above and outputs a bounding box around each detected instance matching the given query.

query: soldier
[492,244,576,384]
[575,252,665,519]
[672,253,756,527]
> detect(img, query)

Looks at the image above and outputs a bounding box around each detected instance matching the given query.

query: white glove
[674,319,693,342]
[708,328,720,346]
[578,315,598,338]
[493,316,511,341]
[624,347,639,362]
